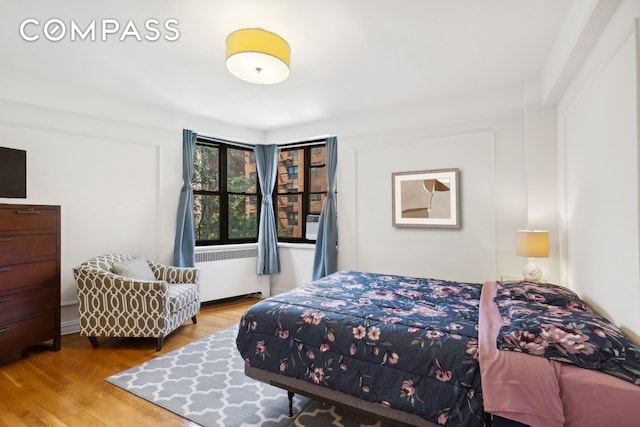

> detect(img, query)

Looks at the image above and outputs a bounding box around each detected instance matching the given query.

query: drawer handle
[0,238,10,243]
[16,210,41,215]
[0,296,12,303]
[0,267,11,272]
[0,327,9,334]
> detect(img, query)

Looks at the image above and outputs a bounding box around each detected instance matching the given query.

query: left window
[192,139,259,245]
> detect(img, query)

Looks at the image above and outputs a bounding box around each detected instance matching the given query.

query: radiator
[195,247,270,302]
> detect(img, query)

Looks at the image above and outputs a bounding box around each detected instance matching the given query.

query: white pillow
[112,258,157,281]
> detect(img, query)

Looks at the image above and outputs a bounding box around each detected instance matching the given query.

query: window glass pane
[309,193,325,214]
[228,148,257,193]
[194,194,219,241]
[278,149,304,193]
[310,166,327,192]
[193,144,219,192]
[228,194,258,239]
[310,146,325,166]
[277,193,302,238]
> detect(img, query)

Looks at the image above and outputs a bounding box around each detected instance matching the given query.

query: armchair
[74,253,200,351]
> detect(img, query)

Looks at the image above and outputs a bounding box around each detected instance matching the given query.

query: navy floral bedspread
[494,281,640,386]
[236,271,486,426]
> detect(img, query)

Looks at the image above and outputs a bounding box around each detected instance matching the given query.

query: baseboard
[62,319,80,336]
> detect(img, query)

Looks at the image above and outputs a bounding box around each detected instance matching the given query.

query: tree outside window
[193,141,258,245]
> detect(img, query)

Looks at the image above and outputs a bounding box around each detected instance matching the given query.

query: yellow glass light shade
[225,28,291,85]
[516,230,549,258]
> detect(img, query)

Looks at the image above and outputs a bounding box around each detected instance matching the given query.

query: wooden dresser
[0,204,61,355]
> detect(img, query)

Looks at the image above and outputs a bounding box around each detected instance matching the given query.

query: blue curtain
[173,129,197,267]
[312,136,338,280]
[255,144,281,275]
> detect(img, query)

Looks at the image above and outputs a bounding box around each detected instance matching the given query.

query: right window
[276,143,330,242]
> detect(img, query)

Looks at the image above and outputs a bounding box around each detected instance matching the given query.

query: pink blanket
[478,281,640,427]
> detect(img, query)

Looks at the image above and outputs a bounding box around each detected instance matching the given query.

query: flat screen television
[0,147,27,198]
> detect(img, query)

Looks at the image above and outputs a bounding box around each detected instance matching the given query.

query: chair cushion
[168,283,199,313]
[112,258,157,281]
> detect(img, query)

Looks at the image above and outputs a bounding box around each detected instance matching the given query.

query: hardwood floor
[0,297,259,427]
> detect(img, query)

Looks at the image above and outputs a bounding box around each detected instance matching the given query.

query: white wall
[267,88,560,287]
[558,2,640,340]
[0,63,565,336]
[0,29,571,335]
[348,131,495,281]
[0,73,262,332]
[524,106,560,282]
[270,244,316,294]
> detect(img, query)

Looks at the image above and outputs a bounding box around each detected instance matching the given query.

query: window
[192,139,259,245]
[192,137,333,245]
[276,142,331,242]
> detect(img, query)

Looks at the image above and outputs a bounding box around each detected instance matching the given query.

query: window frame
[193,138,261,246]
[275,141,328,244]
[191,136,332,246]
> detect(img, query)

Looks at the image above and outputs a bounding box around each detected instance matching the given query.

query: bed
[235,271,640,426]
[479,280,640,426]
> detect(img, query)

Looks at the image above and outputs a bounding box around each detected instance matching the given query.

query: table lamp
[516,230,549,281]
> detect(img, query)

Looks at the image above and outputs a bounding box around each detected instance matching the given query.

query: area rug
[106,326,384,427]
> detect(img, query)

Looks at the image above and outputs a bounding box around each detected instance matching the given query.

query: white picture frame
[392,168,460,228]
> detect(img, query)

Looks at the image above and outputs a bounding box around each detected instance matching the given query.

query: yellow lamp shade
[516,230,549,258]
[225,28,291,85]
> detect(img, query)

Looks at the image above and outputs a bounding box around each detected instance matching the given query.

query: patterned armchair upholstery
[74,253,200,351]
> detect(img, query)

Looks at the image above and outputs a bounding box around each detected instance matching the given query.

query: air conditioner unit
[305,214,320,240]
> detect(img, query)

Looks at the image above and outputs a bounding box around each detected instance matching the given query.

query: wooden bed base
[245,366,528,427]
[246,365,442,427]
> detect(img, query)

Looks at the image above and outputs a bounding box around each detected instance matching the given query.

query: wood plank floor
[0,297,259,427]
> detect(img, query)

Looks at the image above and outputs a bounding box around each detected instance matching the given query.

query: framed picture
[392,168,460,228]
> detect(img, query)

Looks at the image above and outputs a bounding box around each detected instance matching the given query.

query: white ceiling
[0,0,576,131]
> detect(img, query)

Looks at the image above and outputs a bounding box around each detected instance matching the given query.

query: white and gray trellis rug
[106,326,384,427]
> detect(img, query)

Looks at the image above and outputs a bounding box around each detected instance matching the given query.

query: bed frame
[246,365,529,427]
[245,365,438,427]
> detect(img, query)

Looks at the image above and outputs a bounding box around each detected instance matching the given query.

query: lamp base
[522,262,542,282]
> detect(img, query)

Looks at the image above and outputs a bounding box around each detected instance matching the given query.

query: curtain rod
[272,134,335,146]
[196,134,254,149]
[196,133,334,150]
[278,138,327,149]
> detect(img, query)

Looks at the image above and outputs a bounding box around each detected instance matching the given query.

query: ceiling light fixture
[225,28,290,85]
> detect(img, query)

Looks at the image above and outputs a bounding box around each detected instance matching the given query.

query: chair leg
[88,336,99,348]
[156,337,164,351]
[191,315,198,324]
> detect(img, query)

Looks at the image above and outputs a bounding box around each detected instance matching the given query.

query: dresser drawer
[0,287,57,324]
[0,206,58,233]
[0,260,57,294]
[0,312,56,352]
[0,233,57,264]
